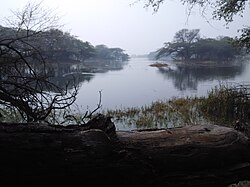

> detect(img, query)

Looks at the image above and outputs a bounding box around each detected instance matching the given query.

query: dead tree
[0,2,78,123]
[0,116,249,187]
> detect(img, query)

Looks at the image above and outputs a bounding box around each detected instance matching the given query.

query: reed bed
[105,97,207,129]
[199,83,250,131]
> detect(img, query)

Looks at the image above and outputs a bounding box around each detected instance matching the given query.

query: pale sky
[1,0,249,55]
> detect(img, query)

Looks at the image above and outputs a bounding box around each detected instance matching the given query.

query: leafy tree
[156,29,239,61]
[109,48,130,61]
[140,0,250,51]
[157,29,200,60]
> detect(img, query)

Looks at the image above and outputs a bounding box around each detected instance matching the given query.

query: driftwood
[0,115,249,186]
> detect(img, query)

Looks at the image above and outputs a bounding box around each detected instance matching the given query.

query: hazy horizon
[1,0,249,55]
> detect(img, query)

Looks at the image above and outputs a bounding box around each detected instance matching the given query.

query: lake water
[75,57,250,111]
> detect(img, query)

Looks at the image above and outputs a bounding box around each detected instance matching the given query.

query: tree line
[155,29,242,62]
[0,25,129,64]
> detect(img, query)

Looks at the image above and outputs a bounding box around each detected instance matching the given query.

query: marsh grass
[105,83,250,131]
[105,97,207,130]
[199,83,250,132]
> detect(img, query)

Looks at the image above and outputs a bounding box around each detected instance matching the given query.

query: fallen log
[0,117,249,186]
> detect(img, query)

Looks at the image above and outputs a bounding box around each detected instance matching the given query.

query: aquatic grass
[104,98,207,130]
[168,97,207,126]
[199,83,250,129]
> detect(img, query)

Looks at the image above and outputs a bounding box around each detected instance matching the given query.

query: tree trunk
[0,118,249,186]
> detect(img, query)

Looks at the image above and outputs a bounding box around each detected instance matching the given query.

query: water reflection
[157,63,245,91]
[0,60,128,92]
[47,63,94,90]
[48,60,128,89]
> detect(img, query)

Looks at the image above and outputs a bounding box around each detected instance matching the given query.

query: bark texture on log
[0,119,249,187]
[117,125,250,186]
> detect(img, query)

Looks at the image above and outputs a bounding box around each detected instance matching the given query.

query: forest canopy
[0,25,129,63]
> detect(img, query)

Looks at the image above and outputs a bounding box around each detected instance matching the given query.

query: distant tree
[109,48,130,61]
[139,0,250,52]
[94,45,111,59]
[157,29,200,61]
[194,37,240,61]
[0,2,78,123]
[36,29,95,62]
[94,45,129,61]
[156,29,239,61]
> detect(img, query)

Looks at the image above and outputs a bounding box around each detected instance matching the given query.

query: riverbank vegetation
[200,83,250,130]
[104,83,250,135]
[105,97,205,129]
[1,83,249,136]
[0,26,129,64]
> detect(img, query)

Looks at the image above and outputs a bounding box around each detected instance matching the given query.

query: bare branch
[5,1,61,34]
[86,90,103,118]
[0,2,78,123]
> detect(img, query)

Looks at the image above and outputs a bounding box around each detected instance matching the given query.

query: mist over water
[74,58,250,111]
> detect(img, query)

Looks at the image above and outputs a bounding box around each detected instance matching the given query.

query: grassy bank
[104,83,250,133]
[200,83,250,135]
[104,97,207,130]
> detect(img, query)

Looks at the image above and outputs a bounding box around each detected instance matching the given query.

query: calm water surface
[75,57,250,111]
